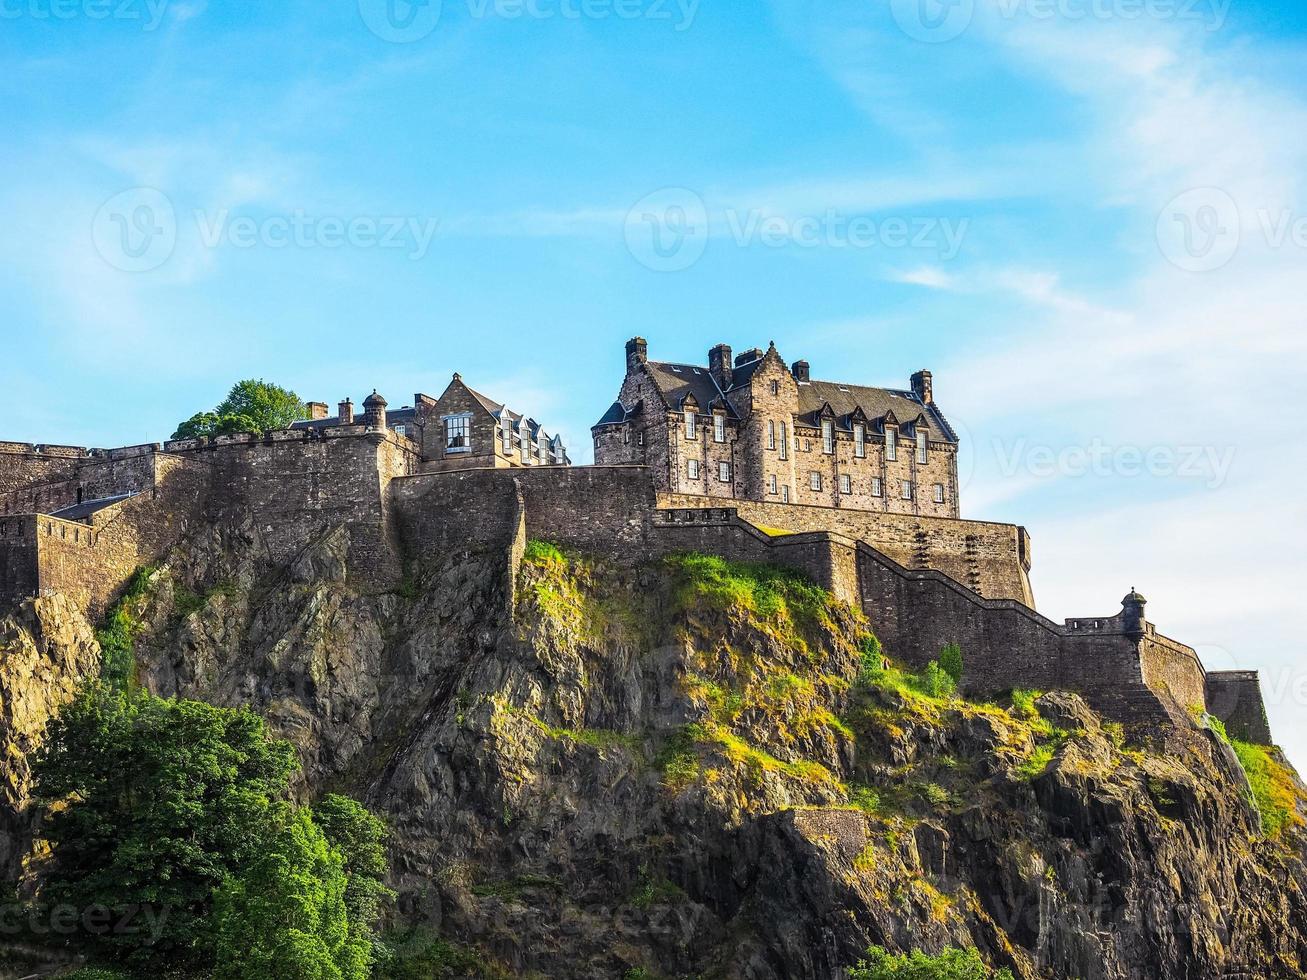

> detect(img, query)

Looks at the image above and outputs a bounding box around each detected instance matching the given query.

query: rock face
[1,519,1305,979]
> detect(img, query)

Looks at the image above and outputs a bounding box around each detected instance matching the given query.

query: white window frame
[839,474,852,494]
[871,477,883,498]
[781,484,790,503]
[768,474,778,495]
[885,427,897,461]
[934,483,946,504]
[718,461,732,483]
[684,411,697,441]
[854,423,865,458]
[917,430,928,464]
[503,421,513,453]
[688,459,701,480]
[809,472,822,492]
[444,414,471,453]
[822,419,834,454]
[714,414,726,443]
[768,420,776,451]
[902,480,914,501]
[770,380,779,396]
[779,422,789,460]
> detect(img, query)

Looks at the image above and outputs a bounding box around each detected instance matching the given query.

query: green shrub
[664,552,832,628]
[918,662,957,699]
[523,539,567,566]
[60,971,135,980]
[850,945,1014,979]
[1232,740,1303,839]
[94,566,157,691]
[1010,689,1040,720]
[938,644,963,685]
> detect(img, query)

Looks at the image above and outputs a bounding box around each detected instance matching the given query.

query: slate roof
[291,407,417,430]
[795,381,958,443]
[49,493,136,521]
[645,362,736,416]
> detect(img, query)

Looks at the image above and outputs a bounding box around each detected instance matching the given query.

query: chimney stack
[911,369,934,404]
[791,360,810,383]
[709,344,733,389]
[306,401,329,421]
[338,398,355,425]
[626,337,648,373]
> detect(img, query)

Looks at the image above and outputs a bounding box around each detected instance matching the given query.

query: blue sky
[2,0,1305,764]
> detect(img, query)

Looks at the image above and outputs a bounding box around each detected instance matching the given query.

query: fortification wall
[0,444,96,497]
[658,492,1033,605]
[0,451,160,516]
[1206,671,1272,744]
[0,516,39,610]
[1139,630,1208,714]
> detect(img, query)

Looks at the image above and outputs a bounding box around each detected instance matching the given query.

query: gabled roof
[645,362,737,417]
[794,380,958,443]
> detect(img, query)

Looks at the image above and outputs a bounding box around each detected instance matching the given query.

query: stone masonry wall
[0,445,95,497]
[0,516,39,610]
[659,492,1034,605]
[1206,671,1273,744]
[0,452,159,516]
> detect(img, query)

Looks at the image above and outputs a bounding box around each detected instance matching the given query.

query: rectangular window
[688,460,700,480]
[622,427,629,446]
[394,424,407,437]
[768,474,778,495]
[714,414,726,443]
[444,415,470,452]
[902,480,914,500]
[521,438,531,465]
[854,423,865,458]
[934,483,946,503]
[718,462,732,483]
[770,380,779,396]
[822,419,834,454]
[803,439,812,453]
[768,420,776,451]
[684,411,697,440]
[781,484,790,503]
[637,432,644,447]
[871,477,883,498]
[917,431,928,464]
[839,474,852,494]
[779,422,789,460]
[503,423,513,453]
[885,427,897,461]
[810,472,822,491]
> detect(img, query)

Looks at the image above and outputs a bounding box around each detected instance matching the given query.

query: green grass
[95,565,158,692]
[663,552,835,629]
[523,538,568,567]
[1232,740,1304,839]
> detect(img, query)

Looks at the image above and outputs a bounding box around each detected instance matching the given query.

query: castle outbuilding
[594,339,958,518]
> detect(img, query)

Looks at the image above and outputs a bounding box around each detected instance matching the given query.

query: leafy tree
[850,946,1015,980]
[939,644,964,686]
[313,794,394,969]
[212,807,367,980]
[33,684,297,968]
[171,379,305,439]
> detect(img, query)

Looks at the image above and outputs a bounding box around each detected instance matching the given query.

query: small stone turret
[338,399,355,425]
[791,360,810,383]
[1122,588,1148,638]
[363,390,388,430]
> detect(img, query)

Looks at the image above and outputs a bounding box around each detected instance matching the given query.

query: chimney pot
[337,399,355,425]
[709,344,733,389]
[911,369,934,404]
[791,360,810,383]
[626,337,648,373]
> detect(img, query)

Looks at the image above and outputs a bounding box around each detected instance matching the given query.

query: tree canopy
[171,379,306,440]
[850,946,1015,980]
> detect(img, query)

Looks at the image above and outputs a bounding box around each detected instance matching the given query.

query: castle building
[296,373,570,471]
[593,338,959,518]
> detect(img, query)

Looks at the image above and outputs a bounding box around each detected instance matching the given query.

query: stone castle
[0,343,1272,745]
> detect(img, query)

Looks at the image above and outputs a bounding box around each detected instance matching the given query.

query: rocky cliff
[1,513,1305,979]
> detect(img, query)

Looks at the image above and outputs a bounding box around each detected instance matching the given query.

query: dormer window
[917,430,928,464]
[885,427,897,461]
[822,419,834,454]
[714,414,726,443]
[854,423,866,458]
[684,411,697,440]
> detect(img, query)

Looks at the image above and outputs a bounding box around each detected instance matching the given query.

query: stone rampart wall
[658,492,1033,605]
